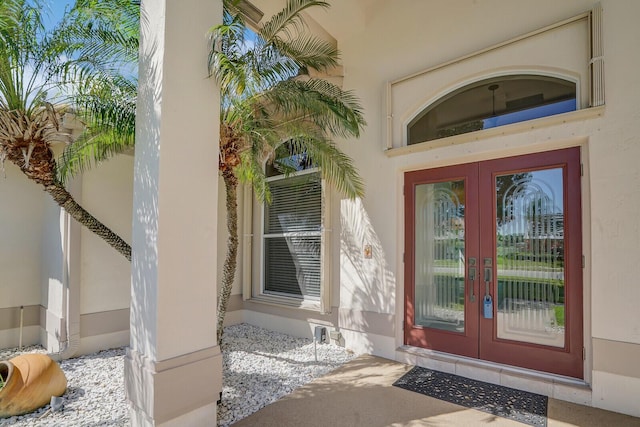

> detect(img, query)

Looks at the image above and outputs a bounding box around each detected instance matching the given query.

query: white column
[125,0,222,425]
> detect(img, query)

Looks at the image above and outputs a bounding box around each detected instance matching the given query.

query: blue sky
[44,0,73,28]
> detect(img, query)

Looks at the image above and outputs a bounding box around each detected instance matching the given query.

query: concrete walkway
[233,354,640,426]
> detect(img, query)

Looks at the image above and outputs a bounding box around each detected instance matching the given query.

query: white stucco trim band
[385,106,604,158]
[592,338,640,379]
[79,308,129,338]
[0,305,40,330]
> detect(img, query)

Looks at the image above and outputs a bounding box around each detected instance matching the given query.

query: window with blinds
[263,171,322,299]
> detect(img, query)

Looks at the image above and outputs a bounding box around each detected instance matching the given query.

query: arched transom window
[408,75,577,145]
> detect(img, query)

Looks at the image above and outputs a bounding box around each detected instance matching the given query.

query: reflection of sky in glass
[531,169,564,211]
[498,168,563,234]
[484,99,576,129]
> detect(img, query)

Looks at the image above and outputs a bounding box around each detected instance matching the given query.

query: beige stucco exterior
[1,0,640,422]
[230,0,640,418]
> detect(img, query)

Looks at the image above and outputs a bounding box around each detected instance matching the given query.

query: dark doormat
[393,366,548,426]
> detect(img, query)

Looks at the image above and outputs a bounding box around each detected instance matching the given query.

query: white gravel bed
[0,346,127,426]
[217,323,357,427]
[0,323,357,426]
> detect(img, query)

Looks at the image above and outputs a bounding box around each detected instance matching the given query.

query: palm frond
[0,0,55,113]
[271,34,338,72]
[259,0,330,42]
[236,149,272,203]
[287,135,364,200]
[212,0,365,202]
[209,14,250,95]
[53,0,139,88]
[264,78,366,138]
[57,75,136,183]
[57,126,134,183]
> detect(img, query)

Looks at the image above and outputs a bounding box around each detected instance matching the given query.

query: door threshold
[396,345,592,407]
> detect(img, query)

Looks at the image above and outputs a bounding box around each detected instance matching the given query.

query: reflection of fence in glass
[416,276,465,331]
[415,182,465,333]
[496,170,565,347]
[497,171,564,269]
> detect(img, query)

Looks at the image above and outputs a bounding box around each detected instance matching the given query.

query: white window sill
[385,106,604,158]
[247,294,322,312]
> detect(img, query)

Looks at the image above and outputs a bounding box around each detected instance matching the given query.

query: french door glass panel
[414,180,465,332]
[495,168,565,347]
[405,148,582,378]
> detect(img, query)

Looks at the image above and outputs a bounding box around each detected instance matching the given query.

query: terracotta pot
[0,354,67,418]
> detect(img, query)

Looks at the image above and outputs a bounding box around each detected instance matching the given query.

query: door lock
[483,258,493,319]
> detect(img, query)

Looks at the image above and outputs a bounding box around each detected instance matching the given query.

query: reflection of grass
[497,255,564,269]
[554,305,565,326]
[434,260,460,268]
[499,275,564,287]
[435,257,563,270]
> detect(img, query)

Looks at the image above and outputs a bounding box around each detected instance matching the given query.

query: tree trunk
[217,172,238,344]
[44,182,132,261]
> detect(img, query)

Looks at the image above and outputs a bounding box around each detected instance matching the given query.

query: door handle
[483,258,493,295]
[468,257,476,303]
[484,266,492,294]
[483,258,493,318]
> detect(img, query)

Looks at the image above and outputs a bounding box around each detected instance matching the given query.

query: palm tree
[0,0,138,261]
[209,0,366,342]
[55,0,138,200]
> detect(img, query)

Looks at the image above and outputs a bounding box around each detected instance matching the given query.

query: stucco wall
[587,0,640,346]
[0,164,45,348]
[79,154,133,315]
[330,0,639,416]
[0,164,45,308]
[73,153,134,353]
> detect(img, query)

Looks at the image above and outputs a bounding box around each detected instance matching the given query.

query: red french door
[404,148,583,379]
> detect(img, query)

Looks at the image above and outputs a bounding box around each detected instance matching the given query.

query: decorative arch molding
[406,67,581,126]
[404,70,580,146]
[385,7,603,152]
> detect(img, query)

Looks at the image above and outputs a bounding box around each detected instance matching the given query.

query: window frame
[406,74,578,146]
[246,167,332,313]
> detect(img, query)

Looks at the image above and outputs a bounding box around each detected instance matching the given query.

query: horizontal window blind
[264,172,322,299]
[264,236,321,297]
[265,174,321,234]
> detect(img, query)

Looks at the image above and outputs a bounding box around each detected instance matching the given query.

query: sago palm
[0,0,137,261]
[209,0,366,342]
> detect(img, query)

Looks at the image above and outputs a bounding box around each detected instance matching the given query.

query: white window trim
[385,106,603,158]
[385,8,606,151]
[244,168,332,313]
[402,70,582,147]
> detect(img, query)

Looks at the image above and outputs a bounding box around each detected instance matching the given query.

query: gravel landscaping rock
[217,324,357,427]
[0,323,358,426]
[0,347,127,427]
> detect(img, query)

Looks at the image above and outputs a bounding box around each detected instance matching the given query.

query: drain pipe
[19,306,23,349]
[48,210,80,362]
